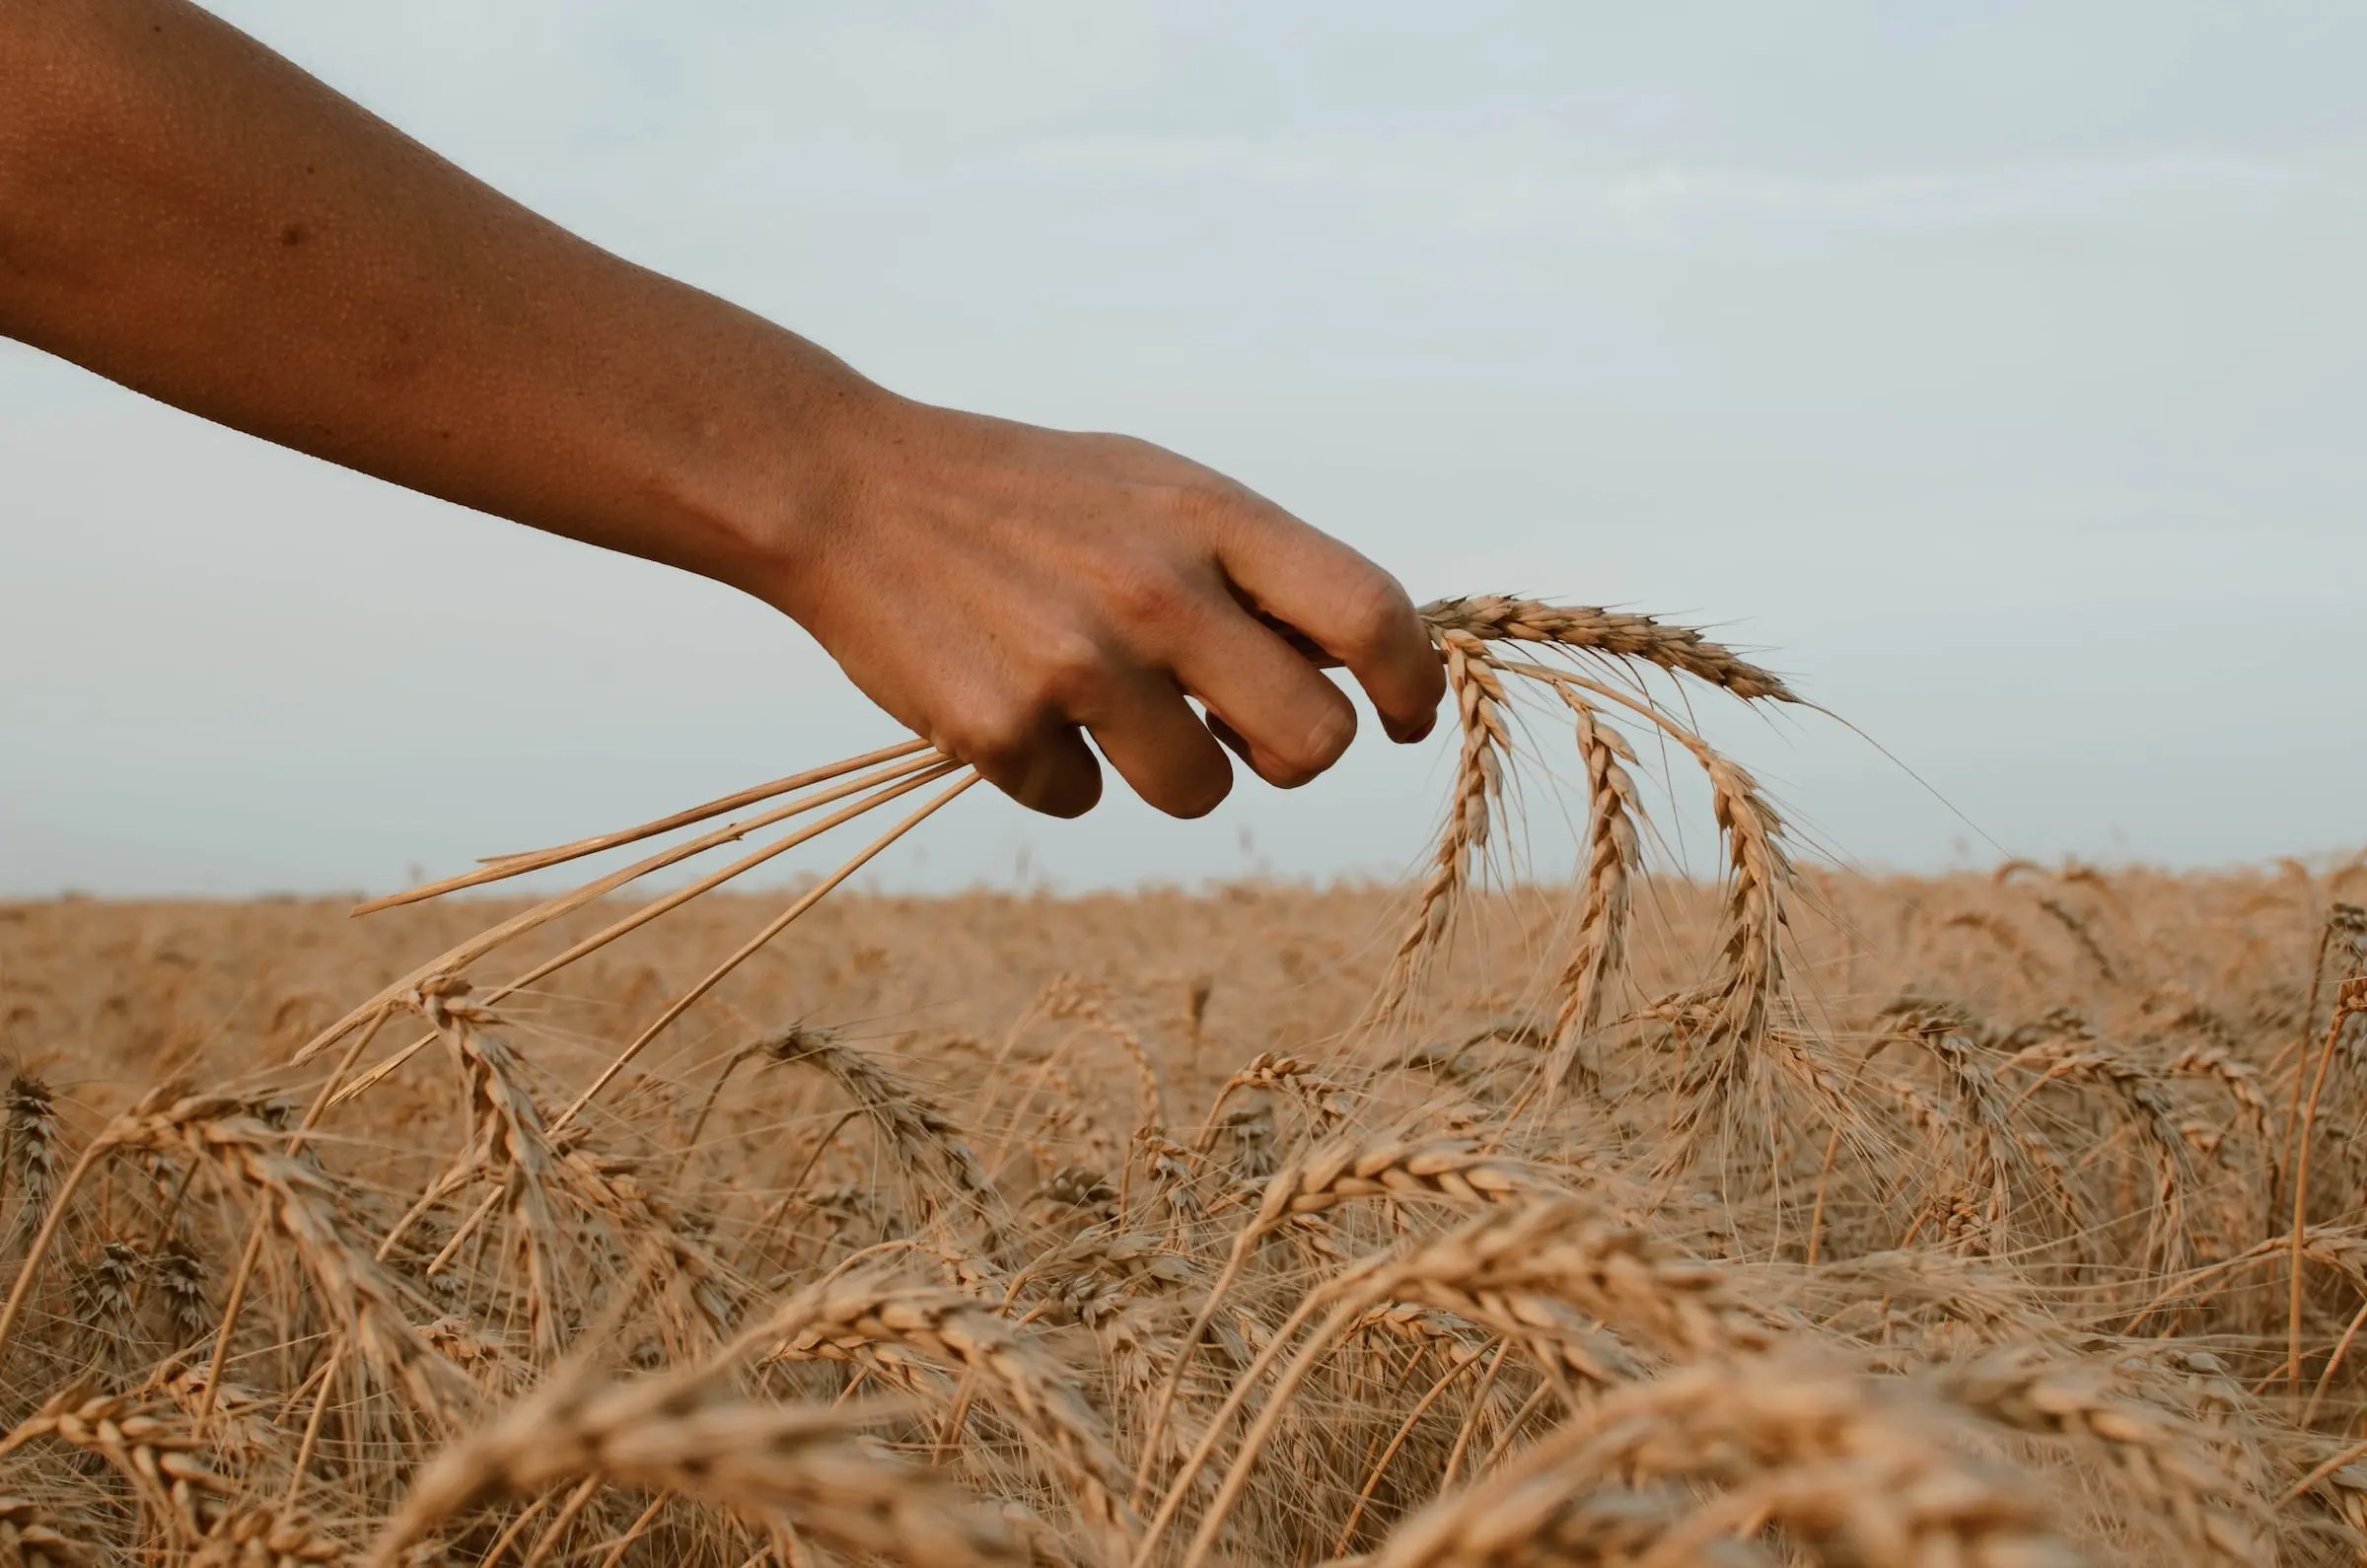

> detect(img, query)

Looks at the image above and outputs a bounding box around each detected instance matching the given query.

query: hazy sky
[5,3,2363,899]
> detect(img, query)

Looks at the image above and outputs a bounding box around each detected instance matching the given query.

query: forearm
[0,0,854,596]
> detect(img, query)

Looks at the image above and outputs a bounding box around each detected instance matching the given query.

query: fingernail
[1391,712,1437,745]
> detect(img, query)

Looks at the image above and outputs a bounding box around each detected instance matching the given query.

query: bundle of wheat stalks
[3,597,2366,1567]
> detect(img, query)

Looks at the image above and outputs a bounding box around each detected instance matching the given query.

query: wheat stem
[355,739,936,914]
[551,770,979,1134]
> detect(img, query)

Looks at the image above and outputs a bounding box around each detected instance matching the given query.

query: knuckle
[1168,475,1257,534]
[1100,561,1191,633]
[1028,629,1111,713]
[1329,568,1413,660]
[1092,431,1178,468]
[935,700,1037,769]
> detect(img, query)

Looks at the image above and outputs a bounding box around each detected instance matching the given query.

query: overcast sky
[5,2,2363,899]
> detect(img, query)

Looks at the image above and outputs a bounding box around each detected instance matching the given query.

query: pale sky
[4,3,2363,898]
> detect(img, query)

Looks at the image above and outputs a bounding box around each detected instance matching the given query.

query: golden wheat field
[2,599,2365,1568]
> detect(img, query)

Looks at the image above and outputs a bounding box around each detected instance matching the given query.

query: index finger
[1210,503,1444,745]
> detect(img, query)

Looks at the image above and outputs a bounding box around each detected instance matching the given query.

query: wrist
[663,339,902,628]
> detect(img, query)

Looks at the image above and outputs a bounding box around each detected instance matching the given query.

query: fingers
[1074,663,1236,819]
[927,634,1231,820]
[868,426,1439,820]
[964,505,1425,818]
[934,704,1104,819]
[1207,501,1444,746]
[1171,609,1358,789]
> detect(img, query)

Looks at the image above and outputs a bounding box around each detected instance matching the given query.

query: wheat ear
[1662,745,1792,1134]
[2289,976,2367,1392]
[364,1367,1019,1568]
[1193,1052,1351,1151]
[1044,978,1170,1133]
[1150,1197,1763,1568]
[1542,686,1643,1098]
[2,1074,61,1248]
[1419,597,1799,702]
[0,1390,234,1548]
[1371,629,1511,1023]
[421,986,566,1362]
[1942,1349,2265,1563]
[748,1275,1133,1557]
[0,1496,89,1568]
[191,1505,349,1567]
[1131,1137,1542,1505]
[1365,1353,2076,1568]
[753,1025,1003,1228]
[1483,659,1796,1144]
[0,1091,471,1422]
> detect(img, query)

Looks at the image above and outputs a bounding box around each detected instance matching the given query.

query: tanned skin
[0,0,1443,819]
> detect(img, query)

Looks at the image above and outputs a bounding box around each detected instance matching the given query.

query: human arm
[0,0,1443,817]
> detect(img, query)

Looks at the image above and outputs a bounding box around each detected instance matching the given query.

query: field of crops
[2,601,2364,1568]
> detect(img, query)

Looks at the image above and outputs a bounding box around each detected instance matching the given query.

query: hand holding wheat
[744,401,1447,820]
[301,595,1804,1156]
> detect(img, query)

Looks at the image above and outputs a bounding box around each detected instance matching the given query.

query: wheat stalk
[353,738,938,914]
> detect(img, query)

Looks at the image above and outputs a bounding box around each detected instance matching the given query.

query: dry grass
[2,598,2365,1566]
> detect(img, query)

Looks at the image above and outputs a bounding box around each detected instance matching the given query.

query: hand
[753,392,1444,819]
